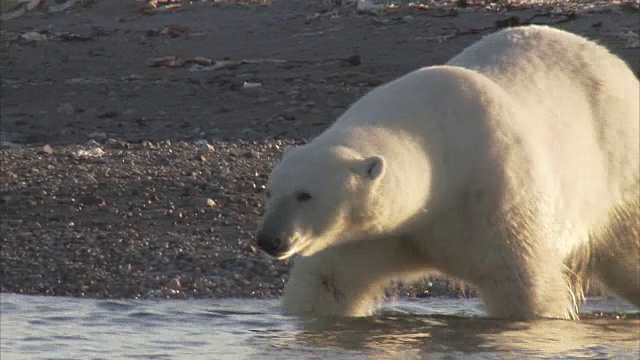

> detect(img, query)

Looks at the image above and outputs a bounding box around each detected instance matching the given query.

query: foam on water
[1,294,638,359]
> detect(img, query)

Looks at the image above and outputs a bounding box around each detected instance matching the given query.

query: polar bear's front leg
[282,237,426,317]
[476,249,579,320]
[472,206,581,320]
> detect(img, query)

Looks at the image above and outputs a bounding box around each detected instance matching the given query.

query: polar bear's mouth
[275,238,312,260]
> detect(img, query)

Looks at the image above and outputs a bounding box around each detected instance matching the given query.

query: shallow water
[1,294,638,359]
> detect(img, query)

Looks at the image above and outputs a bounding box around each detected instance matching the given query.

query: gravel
[1,139,477,299]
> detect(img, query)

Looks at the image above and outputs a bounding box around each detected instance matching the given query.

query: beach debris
[191,56,213,65]
[75,147,105,159]
[56,32,93,41]
[188,58,286,71]
[48,0,79,12]
[19,30,48,43]
[136,0,271,15]
[147,56,287,70]
[13,29,92,44]
[1,0,40,21]
[64,77,109,85]
[242,81,262,89]
[146,55,215,68]
[0,0,88,21]
[147,55,188,68]
[136,0,184,14]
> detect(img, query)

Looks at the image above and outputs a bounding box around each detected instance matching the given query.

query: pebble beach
[2,0,638,300]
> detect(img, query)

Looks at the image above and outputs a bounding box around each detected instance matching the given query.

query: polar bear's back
[449,25,639,218]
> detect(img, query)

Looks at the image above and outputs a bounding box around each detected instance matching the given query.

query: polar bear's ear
[364,155,384,180]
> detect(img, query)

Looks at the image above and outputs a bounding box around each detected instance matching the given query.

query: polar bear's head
[256,145,386,259]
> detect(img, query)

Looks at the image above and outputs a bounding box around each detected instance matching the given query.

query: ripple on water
[96,299,138,312]
[0,294,638,359]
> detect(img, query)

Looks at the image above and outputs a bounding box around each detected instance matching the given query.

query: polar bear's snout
[256,201,299,258]
[256,233,283,257]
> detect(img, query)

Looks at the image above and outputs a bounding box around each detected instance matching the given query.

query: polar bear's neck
[320,125,434,235]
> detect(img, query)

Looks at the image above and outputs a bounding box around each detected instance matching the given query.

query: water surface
[1,294,638,359]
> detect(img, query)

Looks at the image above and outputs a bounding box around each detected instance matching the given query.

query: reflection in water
[296,314,639,358]
[290,297,639,359]
[1,294,638,359]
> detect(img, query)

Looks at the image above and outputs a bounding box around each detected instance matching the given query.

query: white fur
[259,25,640,319]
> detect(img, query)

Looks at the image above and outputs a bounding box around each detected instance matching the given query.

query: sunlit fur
[258,25,640,320]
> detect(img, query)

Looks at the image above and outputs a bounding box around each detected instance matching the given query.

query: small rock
[190,197,214,208]
[41,144,54,155]
[194,140,215,151]
[21,31,47,43]
[168,276,182,290]
[106,139,130,149]
[141,140,156,149]
[206,198,217,207]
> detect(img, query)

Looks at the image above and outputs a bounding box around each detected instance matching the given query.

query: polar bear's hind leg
[591,198,640,306]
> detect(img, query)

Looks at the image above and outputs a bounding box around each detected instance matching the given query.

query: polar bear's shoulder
[447,25,620,73]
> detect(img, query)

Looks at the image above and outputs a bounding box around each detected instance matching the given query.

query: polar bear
[256,25,640,320]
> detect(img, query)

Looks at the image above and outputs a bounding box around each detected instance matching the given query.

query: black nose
[256,234,281,257]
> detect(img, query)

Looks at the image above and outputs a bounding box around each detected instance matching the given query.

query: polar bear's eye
[295,191,312,202]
